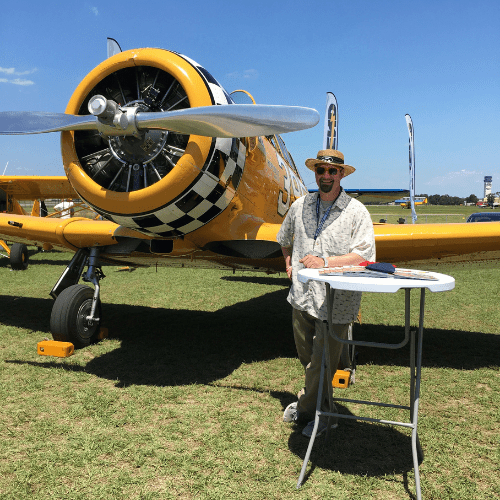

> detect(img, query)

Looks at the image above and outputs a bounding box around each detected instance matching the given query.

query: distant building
[484,176,492,199]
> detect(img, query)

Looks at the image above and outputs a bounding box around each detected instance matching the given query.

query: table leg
[297,285,336,488]
[408,289,415,419]
[297,343,328,488]
[324,286,335,441]
[411,288,426,500]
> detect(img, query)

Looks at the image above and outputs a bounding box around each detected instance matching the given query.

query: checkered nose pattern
[105,137,246,237]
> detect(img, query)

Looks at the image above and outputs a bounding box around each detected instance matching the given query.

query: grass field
[0,248,499,499]
[366,204,494,224]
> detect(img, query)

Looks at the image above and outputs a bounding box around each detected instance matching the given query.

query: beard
[319,179,334,193]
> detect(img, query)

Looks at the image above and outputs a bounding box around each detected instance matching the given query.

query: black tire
[10,243,29,270]
[50,284,101,348]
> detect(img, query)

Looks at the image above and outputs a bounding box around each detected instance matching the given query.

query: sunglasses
[315,166,342,176]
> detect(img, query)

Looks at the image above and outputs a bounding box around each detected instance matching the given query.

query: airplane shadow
[221,275,289,286]
[25,258,68,267]
[1,290,295,387]
[0,249,70,267]
[351,323,500,371]
[1,292,499,389]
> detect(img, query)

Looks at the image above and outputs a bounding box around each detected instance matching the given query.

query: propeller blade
[0,111,98,135]
[0,104,320,138]
[136,104,320,138]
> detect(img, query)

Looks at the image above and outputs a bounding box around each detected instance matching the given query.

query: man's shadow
[260,387,417,497]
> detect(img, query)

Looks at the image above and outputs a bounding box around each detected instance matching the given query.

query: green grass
[0,250,499,499]
[366,204,493,224]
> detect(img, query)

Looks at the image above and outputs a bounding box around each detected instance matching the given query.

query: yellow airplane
[1,46,500,348]
[398,196,427,208]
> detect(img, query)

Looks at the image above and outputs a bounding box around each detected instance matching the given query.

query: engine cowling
[62,48,247,238]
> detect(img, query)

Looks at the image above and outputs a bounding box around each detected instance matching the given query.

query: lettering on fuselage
[266,159,280,181]
[277,154,291,216]
[276,152,307,217]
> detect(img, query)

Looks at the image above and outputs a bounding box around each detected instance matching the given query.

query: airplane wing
[241,219,500,266]
[0,175,77,200]
[0,212,151,252]
[2,211,500,267]
[374,221,500,265]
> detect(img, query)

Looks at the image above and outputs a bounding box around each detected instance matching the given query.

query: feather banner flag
[323,93,338,150]
[405,114,417,224]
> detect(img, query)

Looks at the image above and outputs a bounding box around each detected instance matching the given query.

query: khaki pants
[292,308,350,420]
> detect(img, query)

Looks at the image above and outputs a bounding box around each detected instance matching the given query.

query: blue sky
[1,0,499,198]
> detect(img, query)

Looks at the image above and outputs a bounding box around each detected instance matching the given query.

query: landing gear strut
[50,247,105,348]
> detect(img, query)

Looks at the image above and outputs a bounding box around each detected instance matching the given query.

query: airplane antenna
[2,161,8,175]
[323,92,338,150]
[405,114,417,224]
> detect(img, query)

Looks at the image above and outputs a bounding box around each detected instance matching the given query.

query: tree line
[418,194,484,205]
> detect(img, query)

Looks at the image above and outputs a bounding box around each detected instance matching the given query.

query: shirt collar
[307,187,351,210]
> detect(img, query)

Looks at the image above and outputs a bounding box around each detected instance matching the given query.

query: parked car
[466,212,500,222]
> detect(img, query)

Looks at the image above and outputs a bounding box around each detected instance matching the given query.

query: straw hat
[305,149,355,177]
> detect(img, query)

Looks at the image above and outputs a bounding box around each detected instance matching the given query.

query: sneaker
[301,418,338,438]
[283,402,298,422]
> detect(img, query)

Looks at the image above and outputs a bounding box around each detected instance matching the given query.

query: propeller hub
[107,101,168,164]
[88,95,119,124]
[108,128,168,164]
[88,95,108,116]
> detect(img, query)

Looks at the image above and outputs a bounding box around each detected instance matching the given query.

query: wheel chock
[332,369,351,388]
[98,327,108,340]
[37,340,74,358]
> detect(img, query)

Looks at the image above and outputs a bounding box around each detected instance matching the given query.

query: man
[276,149,375,437]
[53,199,74,219]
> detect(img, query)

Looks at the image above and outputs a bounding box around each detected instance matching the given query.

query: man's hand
[299,254,325,269]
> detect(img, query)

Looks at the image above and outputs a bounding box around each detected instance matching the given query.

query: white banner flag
[107,38,122,59]
[323,92,338,150]
[405,114,417,224]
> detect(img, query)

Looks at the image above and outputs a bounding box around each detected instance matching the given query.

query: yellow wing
[0,213,151,252]
[0,176,77,200]
[375,222,500,265]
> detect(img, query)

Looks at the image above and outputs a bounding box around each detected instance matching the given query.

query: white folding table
[296,268,455,500]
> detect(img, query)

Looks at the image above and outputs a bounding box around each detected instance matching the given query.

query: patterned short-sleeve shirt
[276,188,376,323]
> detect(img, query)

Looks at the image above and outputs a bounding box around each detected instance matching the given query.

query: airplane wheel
[10,243,29,270]
[50,284,101,348]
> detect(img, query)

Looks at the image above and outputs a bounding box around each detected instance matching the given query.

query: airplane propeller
[0,99,320,138]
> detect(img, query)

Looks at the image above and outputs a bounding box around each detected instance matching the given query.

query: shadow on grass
[287,406,417,475]
[1,290,296,387]
[271,390,418,478]
[221,275,289,286]
[194,384,418,495]
[2,292,499,388]
[288,409,419,499]
[0,249,71,267]
[352,323,500,370]
[27,257,70,266]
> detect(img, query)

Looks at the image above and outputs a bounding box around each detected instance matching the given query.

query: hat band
[317,155,344,165]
